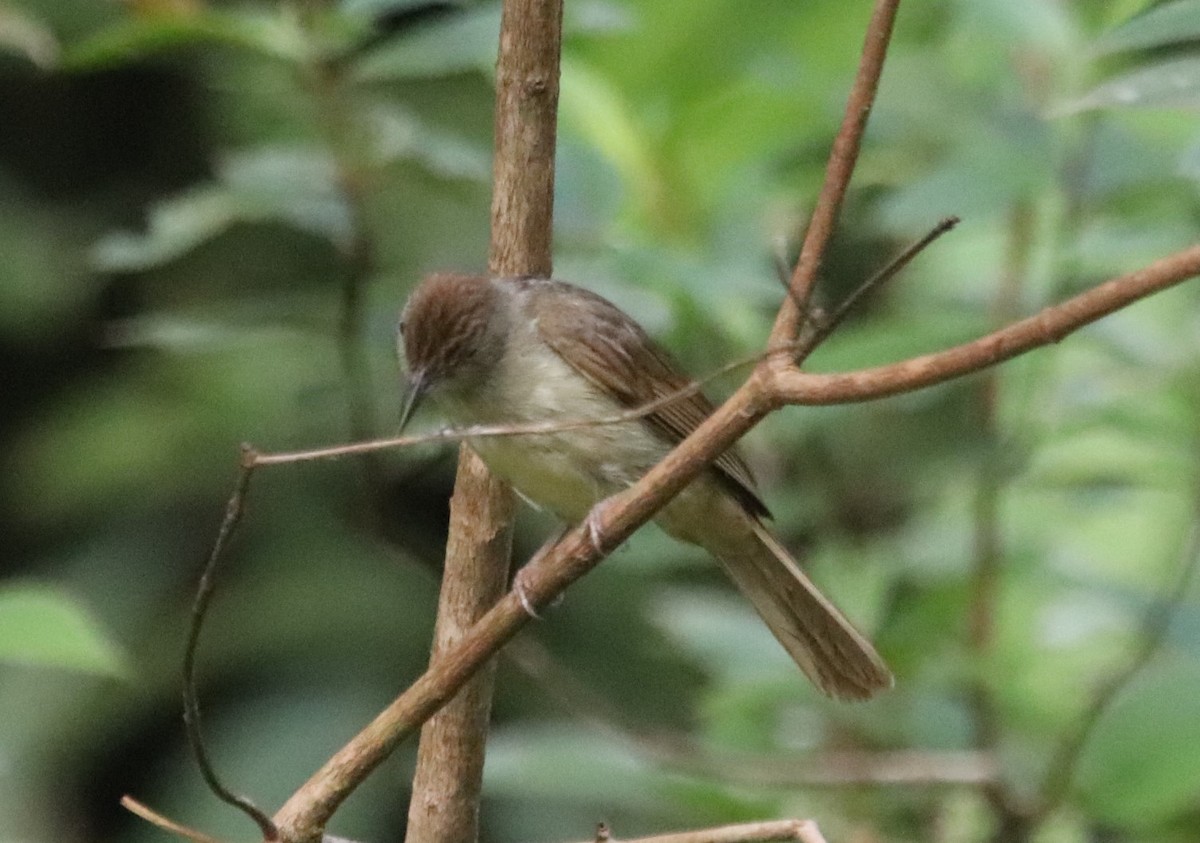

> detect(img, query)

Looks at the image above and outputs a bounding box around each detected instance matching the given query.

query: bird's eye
[397,319,407,337]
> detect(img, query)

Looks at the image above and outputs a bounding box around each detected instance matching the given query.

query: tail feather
[712,520,893,700]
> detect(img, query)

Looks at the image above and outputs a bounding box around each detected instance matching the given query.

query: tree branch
[266,237,1200,843]
[570,819,829,843]
[769,0,900,345]
[769,245,1200,404]
[185,0,1200,839]
[1032,473,1200,820]
[404,450,514,843]
[405,1,562,842]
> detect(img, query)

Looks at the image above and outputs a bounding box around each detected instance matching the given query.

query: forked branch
[163,0,1200,840]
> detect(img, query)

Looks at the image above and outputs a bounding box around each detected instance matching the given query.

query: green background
[2,0,1200,841]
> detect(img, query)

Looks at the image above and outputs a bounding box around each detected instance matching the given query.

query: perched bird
[398,272,892,700]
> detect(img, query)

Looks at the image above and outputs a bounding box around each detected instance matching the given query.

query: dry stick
[799,215,959,360]
[507,636,996,788]
[405,449,514,843]
[250,215,959,472]
[269,3,1184,834]
[966,202,1035,832]
[121,796,229,843]
[180,449,278,841]
[245,340,806,468]
[567,820,829,843]
[271,241,1200,843]
[769,245,1200,403]
[405,1,563,842]
[1033,482,1200,821]
[770,0,901,345]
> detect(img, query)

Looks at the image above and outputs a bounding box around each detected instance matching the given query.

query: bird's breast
[436,341,669,524]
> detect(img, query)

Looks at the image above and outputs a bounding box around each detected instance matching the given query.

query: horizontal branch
[569,819,828,843]
[273,242,1200,841]
[770,244,1200,404]
[652,747,997,789]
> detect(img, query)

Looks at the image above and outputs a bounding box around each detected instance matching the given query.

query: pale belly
[466,420,665,524]
[432,335,727,544]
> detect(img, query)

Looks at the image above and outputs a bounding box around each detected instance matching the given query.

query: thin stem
[1033,478,1200,819]
[798,215,959,363]
[564,820,829,843]
[967,202,1034,835]
[770,0,901,345]
[770,245,1200,404]
[181,450,278,841]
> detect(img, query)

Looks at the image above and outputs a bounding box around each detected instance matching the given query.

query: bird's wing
[525,278,768,518]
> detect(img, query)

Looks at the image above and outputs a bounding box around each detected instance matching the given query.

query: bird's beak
[398,369,428,433]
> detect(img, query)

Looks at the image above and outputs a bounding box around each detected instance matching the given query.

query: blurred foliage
[1,1,1199,842]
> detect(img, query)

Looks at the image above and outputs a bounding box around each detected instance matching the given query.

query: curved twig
[180,449,278,841]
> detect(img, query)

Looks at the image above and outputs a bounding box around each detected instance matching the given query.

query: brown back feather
[520,278,769,519]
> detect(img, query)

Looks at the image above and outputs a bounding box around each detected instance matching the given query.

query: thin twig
[507,636,997,787]
[966,202,1034,832]
[770,245,1200,403]
[249,345,785,465]
[798,215,959,362]
[565,819,828,843]
[181,448,278,841]
[121,796,229,843]
[1033,481,1200,819]
[770,0,901,344]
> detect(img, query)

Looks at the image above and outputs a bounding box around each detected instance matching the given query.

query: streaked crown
[399,272,503,385]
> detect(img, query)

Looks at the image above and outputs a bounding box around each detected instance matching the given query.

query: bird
[397,272,892,700]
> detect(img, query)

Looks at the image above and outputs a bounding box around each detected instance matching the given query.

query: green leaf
[1076,661,1200,825]
[91,186,241,273]
[340,0,456,19]
[352,3,500,82]
[368,105,491,180]
[0,584,129,677]
[485,724,653,804]
[92,146,350,272]
[1097,0,1200,54]
[1059,55,1200,113]
[62,8,307,69]
[0,4,59,68]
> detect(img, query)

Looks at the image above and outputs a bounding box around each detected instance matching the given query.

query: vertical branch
[406,449,515,843]
[294,0,385,494]
[487,0,562,279]
[1033,475,1200,819]
[407,1,563,843]
[767,0,900,347]
[967,202,1034,840]
[334,182,383,490]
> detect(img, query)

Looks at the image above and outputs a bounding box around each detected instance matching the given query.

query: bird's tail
[710,518,893,700]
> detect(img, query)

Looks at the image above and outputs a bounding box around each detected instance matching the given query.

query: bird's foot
[584,498,615,555]
[513,565,542,619]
